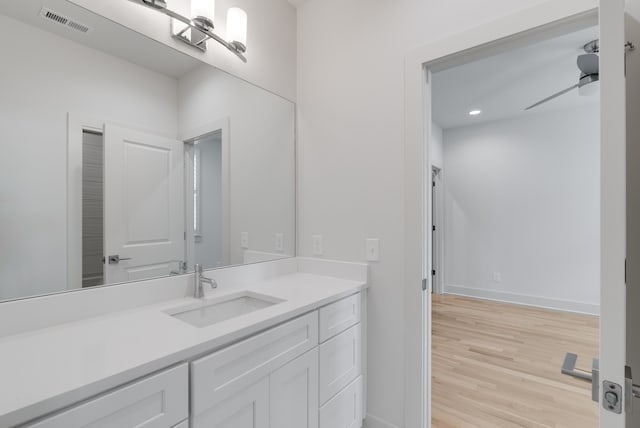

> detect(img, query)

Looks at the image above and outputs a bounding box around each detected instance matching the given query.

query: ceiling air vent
[39,7,93,34]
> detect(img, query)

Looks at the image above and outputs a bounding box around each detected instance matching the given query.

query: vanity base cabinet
[190,312,318,413]
[190,312,319,428]
[269,348,319,428]
[25,364,188,428]
[319,376,363,428]
[191,378,269,428]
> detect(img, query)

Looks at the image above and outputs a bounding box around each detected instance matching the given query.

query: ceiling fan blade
[525,83,579,110]
[577,53,599,75]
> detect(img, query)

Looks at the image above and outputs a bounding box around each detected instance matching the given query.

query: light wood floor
[432,294,599,428]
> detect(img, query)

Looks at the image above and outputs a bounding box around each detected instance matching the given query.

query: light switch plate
[240,232,249,249]
[312,234,323,256]
[275,233,284,252]
[366,238,380,261]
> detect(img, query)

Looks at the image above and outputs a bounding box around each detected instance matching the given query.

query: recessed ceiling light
[469,109,482,116]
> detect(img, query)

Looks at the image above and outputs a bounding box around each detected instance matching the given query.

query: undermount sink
[165,292,285,328]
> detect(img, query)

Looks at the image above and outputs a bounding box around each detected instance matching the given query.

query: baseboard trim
[443,284,600,316]
[364,414,401,428]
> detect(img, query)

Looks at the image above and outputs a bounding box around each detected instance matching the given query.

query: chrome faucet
[194,264,217,298]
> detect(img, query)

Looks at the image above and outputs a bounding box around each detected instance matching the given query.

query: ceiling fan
[525,40,599,110]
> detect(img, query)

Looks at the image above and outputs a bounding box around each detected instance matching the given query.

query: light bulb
[191,0,215,20]
[227,7,247,51]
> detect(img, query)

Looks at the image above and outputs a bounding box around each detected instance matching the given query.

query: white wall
[68,0,297,101]
[442,105,600,314]
[295,0,552,426]
[0,14,177,301]
[178,65,296,266]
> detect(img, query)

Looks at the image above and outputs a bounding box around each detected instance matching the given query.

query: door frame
[180,117,231,271]
[431,167,443,295]
[402,1,600,426]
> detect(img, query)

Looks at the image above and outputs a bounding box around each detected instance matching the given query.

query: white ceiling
[432,26,600,130]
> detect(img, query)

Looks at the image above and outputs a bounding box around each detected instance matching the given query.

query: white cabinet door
[27,364,188,428]
[192,377,269,428]
[270,348,319,428]
[103,124,185,284]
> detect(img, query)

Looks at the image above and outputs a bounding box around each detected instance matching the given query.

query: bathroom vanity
[0,258,368,428]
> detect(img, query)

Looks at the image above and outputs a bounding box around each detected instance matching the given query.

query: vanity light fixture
[468,109,482,116]
[133,0,248,62]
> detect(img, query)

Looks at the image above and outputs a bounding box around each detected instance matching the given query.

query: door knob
[107,255,132,264]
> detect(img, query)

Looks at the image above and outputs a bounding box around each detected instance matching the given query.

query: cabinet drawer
[191,311,318,415]
[319,375,363,428]
[319,293,360,342]
[319,323,362,404]
[26,364,188,428]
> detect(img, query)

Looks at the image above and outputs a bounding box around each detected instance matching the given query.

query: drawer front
[319,375,363,428]
[191,311,318,415]
[319,293,360,343]
[319,324,362,404]
[192,377,269,428]
[27,364,188,428]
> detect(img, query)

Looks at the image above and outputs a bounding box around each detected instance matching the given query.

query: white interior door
[104,124,184,284]
[600,0,640,426]
[625,2,640,427]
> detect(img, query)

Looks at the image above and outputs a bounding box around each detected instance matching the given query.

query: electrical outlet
[312,234,323,256]
[493,272,502,283]
[366,238,380,261]
[275,233,284,252]
[240,232,249,249]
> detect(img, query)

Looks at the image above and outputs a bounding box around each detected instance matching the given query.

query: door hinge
[422,278,427,291]
[432,225,436,232]
[184,231,187,240]
[432,269,436,276]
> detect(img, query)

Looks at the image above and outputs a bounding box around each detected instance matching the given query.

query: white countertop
[0,272,366,427]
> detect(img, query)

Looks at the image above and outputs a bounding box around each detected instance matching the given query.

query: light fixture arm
[133,0,247,62]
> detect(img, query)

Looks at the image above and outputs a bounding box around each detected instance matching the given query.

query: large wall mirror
[0,0,296,302]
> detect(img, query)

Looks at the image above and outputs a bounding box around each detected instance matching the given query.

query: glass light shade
[191,0,215,20]
[226,7,247,46]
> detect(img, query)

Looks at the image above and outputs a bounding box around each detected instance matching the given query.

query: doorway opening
[186,130,224,270]
[81,130,104,288]
[427,23,601,427]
